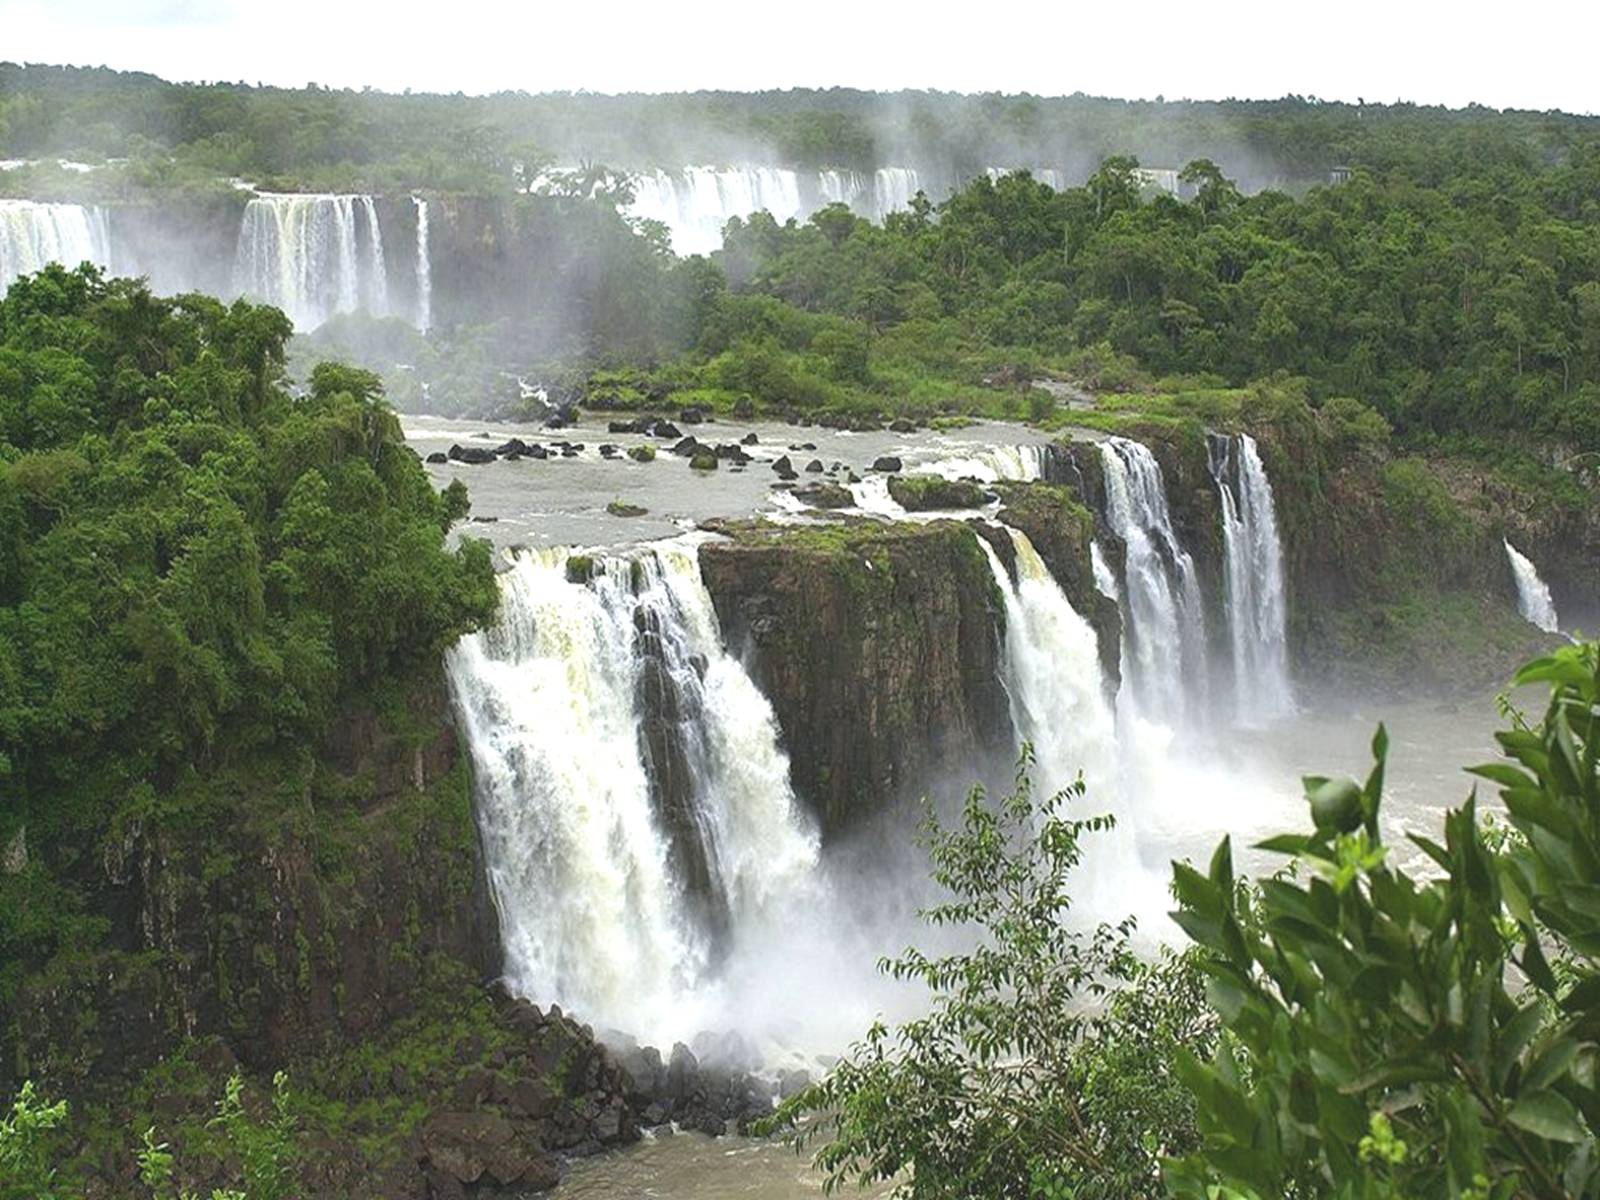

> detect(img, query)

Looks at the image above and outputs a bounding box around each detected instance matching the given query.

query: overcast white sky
[4,0,1599,113]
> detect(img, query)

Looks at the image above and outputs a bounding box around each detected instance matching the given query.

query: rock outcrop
[698,520,1012,836]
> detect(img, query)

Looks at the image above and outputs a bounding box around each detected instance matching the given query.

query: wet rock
[740,432,759,445]
[771,455,794,474]
[560,445,579,458]
[732,396,756,419]
[494,438,532,456]
[425,452,448,464]
[606,501,648,518]
[419,1111,552,1189]
[671,436,701,457]
[680,406,707,425]
[653,421,683,439]
[599,444,620,459]
[889,418,917,433]
[805,459,823,473]
[793,482,854,509]
[507,1076,559,1120]
[690,451,719,471]
[447,444,498,465]
[525,443,548,460]
[871,455,903,473]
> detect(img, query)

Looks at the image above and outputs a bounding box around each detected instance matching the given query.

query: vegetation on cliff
[0,263,496,1051]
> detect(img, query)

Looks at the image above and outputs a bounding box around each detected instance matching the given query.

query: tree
[1167,643,1600,1199]
[0,1083,69,1200]
[765,754,1214,1199]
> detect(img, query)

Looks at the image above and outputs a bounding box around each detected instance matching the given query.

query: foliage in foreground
[788,642,1600,1198]
[765,755,1216,1199]
[1170,643,1600,1199]
[1,1082,70,1200]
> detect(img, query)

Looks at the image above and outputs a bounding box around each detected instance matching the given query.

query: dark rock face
[698,523,1011,836]
[426,452,449,464]
[448,445,499,465]
[870,455,903,473]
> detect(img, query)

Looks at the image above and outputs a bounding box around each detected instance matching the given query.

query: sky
[3,0,1599,114]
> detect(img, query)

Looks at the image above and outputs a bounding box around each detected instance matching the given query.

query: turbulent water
[232,193,392,330]
[1098,437,1207,726]
[0,198,112,290]
[412,195,432,333]
[1504,539,1560,633]
[447,541,820,1044]
[1209,433,1293,723]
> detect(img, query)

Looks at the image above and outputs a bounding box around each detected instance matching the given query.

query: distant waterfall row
[0,193,434,333]
[0,198,113,292]
[623,163,1078,255]
[446,543,819,1041]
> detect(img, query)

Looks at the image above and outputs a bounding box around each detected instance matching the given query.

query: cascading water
[412,195,432,334]
[232,193,391,330]
[0,199,112,290]
[628,167,806,255]
[1504,540,1559,633]
[1208,433,1292,723]
[870,167,920,219]
[1099,437,1207,727]
[847,442,1048,515]
[447,542,819,1042]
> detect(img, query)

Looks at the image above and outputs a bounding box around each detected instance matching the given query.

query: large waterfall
[232,193,392,330]
[980,529,1116,797]
[447,542,819,1042]
[1504,540,1559,633]
[0,199,112,291]
[412,196,432,334]
[1209,433,1293,723]
[1099,438,1207,726]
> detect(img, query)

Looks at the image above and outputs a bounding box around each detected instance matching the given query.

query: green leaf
[1507,1090,1589,1144]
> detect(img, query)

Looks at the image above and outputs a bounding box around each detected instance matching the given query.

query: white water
[0,199,113,291]
[412,195,432,334]
[1098,438,1207,726]
[846,443,1047,517]
[1210,433,1293,724]
[623,165,927,254]
[447,542,820,1045]
[232,193,391,330]
[1504,540,1559,633]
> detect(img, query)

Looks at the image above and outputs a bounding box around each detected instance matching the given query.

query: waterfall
[412,195,432,334]
[1099,437,1206,726]
[446,542,819,1039]
[1504,540,1559,633]
[979,530,1116,797]
[0,199,112,291]
[1209,433,1292,723]
[627,166,805,255]
[232,193,392,330]
[870,168,920,219]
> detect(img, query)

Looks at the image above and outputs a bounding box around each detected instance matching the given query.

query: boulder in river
[871,455,903,473]
[792,481,854,509]
[425,452,448,464]
[448,444,498,465]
